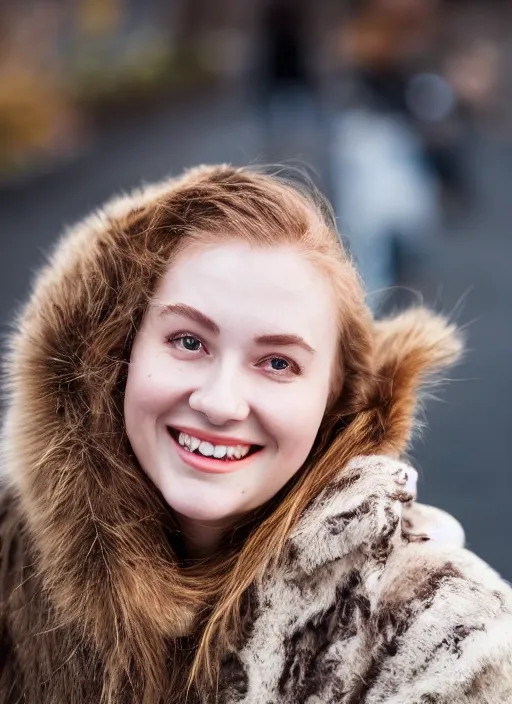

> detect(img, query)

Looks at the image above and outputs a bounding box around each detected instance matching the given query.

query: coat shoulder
[265,456,512,702]
[369,538,512,702]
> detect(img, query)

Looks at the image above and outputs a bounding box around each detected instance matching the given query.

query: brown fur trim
[370,307,463,455]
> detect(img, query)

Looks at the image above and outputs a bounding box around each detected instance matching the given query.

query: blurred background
[0,0,511,576]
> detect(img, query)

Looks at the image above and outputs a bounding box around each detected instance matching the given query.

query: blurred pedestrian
[332,0,446,309]
[332,108,440,311]
[256,0,319,152]
[337,0,472,202]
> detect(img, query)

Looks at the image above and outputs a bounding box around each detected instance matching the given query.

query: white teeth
[234,445,250,459]
[198,441,214,457]
[213,445,227,459]
[174,430,254,460]
[178,433,193,452]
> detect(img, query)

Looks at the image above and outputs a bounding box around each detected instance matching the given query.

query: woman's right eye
[166,334,205,353]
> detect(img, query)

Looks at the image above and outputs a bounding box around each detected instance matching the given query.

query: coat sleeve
[398,619,512,704]
[451,649,512,703]
[363,542,512,704]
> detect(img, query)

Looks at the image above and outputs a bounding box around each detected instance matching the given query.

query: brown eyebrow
[255,334,316,355]
[159,304,315,354]
[159,303,220,334]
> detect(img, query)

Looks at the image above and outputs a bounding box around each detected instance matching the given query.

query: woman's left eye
[166,333,205,353]
[260,357,301,375]
[269,357,289,371]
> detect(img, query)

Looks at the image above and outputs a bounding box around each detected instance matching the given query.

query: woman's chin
[164,492,246,526]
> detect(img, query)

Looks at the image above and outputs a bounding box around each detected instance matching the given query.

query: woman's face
[124,241,339,526]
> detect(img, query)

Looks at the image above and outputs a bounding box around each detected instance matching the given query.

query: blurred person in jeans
[332,0,446,311]
[332,108,439,312]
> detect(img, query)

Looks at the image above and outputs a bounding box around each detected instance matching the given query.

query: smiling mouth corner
[167,427,263,461]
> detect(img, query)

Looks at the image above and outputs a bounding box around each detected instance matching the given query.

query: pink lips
[168,430,260,475]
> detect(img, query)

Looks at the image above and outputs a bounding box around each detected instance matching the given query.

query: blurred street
[412,134,512,579]
[1,89,511,578]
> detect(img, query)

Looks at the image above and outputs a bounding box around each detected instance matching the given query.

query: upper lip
[169,425,261,447]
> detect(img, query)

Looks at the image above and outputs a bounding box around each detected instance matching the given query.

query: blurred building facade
[1,0,510,180]
[0,0,263,177]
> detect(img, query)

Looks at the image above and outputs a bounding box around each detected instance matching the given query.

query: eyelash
[166,332,207,353]
[165,333,302,376]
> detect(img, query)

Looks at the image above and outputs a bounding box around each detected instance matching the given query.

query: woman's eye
[270,357,289,371]
[181,336,202,351]
[168,334,204,353]
[261,356,301,376]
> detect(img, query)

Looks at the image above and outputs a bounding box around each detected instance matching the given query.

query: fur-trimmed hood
[5,165,508,704]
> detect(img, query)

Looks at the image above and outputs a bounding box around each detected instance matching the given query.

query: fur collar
[0,166,462,672]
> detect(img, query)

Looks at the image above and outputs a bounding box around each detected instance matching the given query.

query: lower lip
[168,432,260,475]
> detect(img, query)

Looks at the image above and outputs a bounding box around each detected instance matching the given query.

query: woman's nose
[188,366,250,425]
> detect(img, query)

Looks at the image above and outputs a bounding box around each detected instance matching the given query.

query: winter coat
[1,166,512,703]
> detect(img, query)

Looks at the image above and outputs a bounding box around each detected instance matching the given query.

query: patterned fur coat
[219,455,512,703]
[1,166,512,702]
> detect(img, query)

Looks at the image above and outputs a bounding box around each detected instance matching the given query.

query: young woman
[1,164,510,703]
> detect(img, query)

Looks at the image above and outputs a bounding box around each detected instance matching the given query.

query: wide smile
[167,427,263,474]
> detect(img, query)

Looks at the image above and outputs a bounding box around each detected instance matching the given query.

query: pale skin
[124,242,340,558]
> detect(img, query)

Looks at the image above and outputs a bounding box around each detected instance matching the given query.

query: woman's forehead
[150,242,339,347]
[160,242,332,304]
